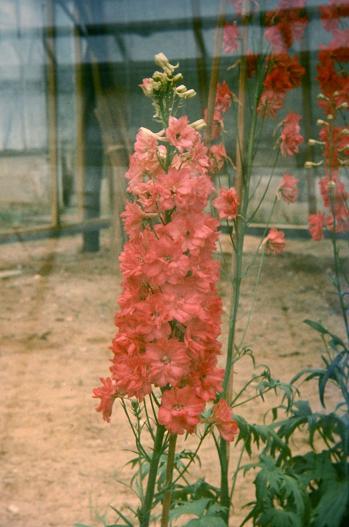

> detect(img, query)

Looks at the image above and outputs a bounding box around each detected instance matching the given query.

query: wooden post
[205,0,226,145]
[73,11,85,221]
[191,0,209,113]
[45,0,60,227]
[235,2,249,200]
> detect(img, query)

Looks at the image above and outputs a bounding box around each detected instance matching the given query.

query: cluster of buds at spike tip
[138,52,198,123]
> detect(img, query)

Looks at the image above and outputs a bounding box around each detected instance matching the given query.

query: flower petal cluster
[94,59,224,435]
[258,0,307,118]
[265,0,307,53]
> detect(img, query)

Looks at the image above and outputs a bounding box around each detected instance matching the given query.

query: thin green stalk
[330,232,349,341]
[160,434,177,527]
[230,445,245,502]
[139,424,166,527]
[219,47,263,525]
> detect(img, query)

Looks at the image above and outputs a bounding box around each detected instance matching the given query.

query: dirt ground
[0,230,345,527]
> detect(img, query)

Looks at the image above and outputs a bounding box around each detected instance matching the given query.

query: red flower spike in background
[263,228,286,255]
[212,399,239,442]
[279,173,299,203]
[213,187,240,220]
[93,54,224,436]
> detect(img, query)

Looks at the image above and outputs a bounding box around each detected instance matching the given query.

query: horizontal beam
[1,218,347,245]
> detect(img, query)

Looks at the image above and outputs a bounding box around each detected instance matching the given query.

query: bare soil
[0,232,345,527]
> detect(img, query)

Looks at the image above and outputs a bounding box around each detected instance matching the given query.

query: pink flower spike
[279,173,299,203]
[212,399,239,442]
[213,187,239,220]
[308,213,325,241]
[263,228,286,255]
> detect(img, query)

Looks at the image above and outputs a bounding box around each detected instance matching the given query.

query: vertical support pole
[205,0,226,145]
[73,9,85,221]
[235,2,249,200]
[46,0,60,227]
[191,0,209,113]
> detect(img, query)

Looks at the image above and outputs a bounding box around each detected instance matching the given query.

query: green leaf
[303,320,346,349]
[184,518,226,527]
[169,498,210,520]
[312,477,349,527]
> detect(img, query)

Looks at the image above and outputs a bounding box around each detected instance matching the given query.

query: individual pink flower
[308,213,325,241]
[92,377,118,422]
[212,399,239,442]
[121,202,145,238]
[279,112,304,156]
[224,23,239,53]
[146,339,190,387]
[166,116,197,151]
[257,89,286,117]
[278,173,299,203]
[208,144,227,173]
[263,228,286,255]
[213,187,239,220]
[158,386,205,434]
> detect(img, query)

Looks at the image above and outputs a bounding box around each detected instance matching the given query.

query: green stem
[160,434,177,527]
[139,424,166,527]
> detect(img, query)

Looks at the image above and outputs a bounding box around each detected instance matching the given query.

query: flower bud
[190,119,207,130]
[175,84,188,93]
[316,119,329,127]
[308,139,325,146]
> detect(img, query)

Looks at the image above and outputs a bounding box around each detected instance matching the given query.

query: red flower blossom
[158,387,205,435]
[166,116,198,152]
[278,173,299,203]
[212,399,239,442]
[92,377,118,422]
[258,89,286,118]
[208,144,227,173]
[215,81,233,115]
[263,228,286,255]
[279,112,304,156]
[308,213,325,241]
[224,23,239,53]
[213,187,239,220]
[146,339,190,387]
